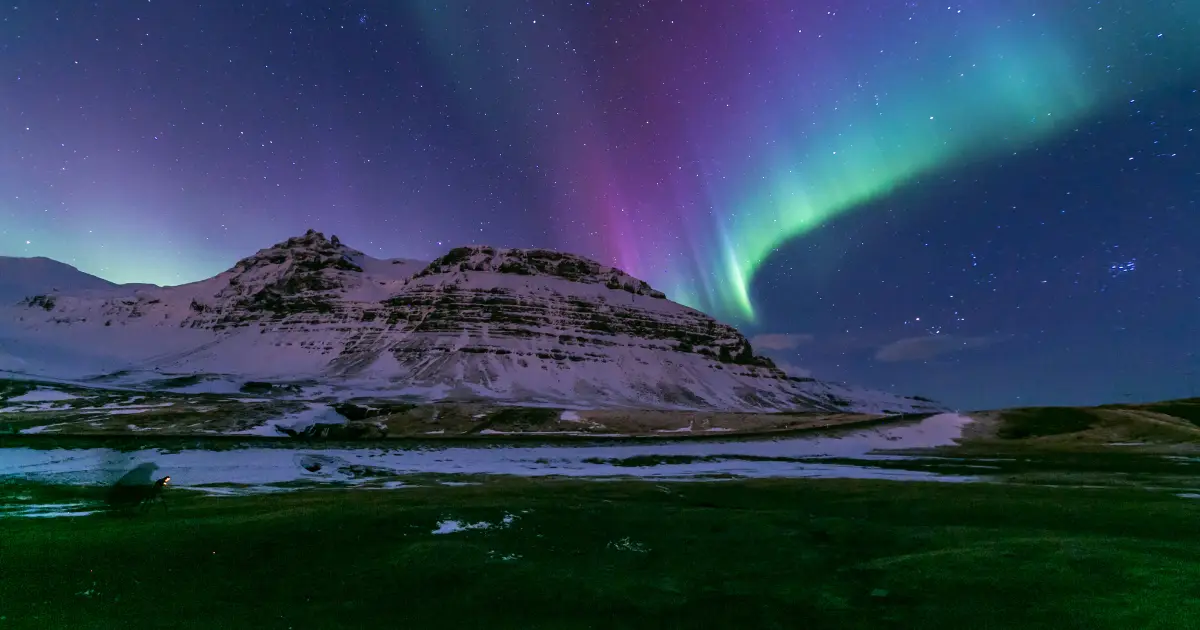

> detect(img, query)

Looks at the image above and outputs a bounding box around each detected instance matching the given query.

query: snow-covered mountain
[0,231,940,414]
[0,256,123,305]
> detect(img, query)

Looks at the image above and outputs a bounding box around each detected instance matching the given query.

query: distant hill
[963,398,1200,448]
[0,256,120,305]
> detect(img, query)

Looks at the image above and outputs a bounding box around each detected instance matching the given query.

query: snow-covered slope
[0,256,123,305]
[0,231,941,414]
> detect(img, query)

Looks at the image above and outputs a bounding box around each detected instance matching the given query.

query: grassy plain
[3,476,1200,629]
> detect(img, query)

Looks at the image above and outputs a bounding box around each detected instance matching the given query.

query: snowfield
[228,402,348,436]
[0,413,977,493]
[7,389,78,403]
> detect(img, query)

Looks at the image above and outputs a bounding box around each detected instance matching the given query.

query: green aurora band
[693,2,1200,323]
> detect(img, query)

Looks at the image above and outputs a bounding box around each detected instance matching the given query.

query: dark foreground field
[3,478,1200,629]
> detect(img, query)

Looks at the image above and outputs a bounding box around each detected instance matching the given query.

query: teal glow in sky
[663,1,1199,322]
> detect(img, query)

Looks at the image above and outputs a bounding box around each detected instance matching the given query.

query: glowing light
[665,1,1200,322]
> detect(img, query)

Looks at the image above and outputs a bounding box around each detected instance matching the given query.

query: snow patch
[0,503,97,519]
[559,410,582,422]
[99,401,172,410]
[0,413,979,490]
[431,512,519,535]
[607,537,648,553]
[0,402,66,413]
[19,422,71,434]
[230,403,347,436]
[431,519,492,535]
[8,389,77,402]
[277,404,349,432]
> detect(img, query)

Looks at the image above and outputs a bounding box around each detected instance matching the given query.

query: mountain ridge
[0,256,124,305]
[0,230,941,414]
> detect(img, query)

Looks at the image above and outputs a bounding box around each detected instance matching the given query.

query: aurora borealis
[643,0,1197,322]
[408,0,1199,323]
[2,1,1198,407]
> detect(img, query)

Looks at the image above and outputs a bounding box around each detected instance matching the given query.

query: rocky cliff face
[0,231,940,414]
[372,245,770,363]
[183,229,410,329]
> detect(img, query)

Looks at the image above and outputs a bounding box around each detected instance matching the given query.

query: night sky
[2,1,1198,409]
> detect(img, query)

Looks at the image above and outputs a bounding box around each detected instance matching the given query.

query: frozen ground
[7,388,79,403]
[0,414,977,495]
[0,502,98,518]
[228,402,348,436]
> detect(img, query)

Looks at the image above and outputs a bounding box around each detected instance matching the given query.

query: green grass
[820,450,1200,475]
[995,407,1101,439]
[0,378,37,401]
[1141,400,1200,426]
[3,478,1200,628]
[475,406,562,431]
[143,375,210,389]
